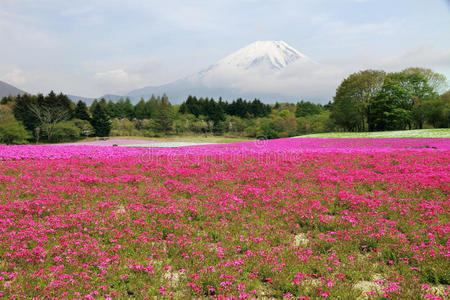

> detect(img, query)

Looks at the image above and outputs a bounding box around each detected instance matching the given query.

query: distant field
[82,135,253,144]
[61,136,253,148]
[297,128,450,139]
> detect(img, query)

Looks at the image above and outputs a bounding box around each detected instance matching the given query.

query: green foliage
[423,91,450,128]
[261,119,282,139]
[331,70,386,131]
[402,67,449,94]
[297,111,335,135]
[51,120,81,142]
[74,100,91,121]
[274,110,297,137]
[331,68,447,132]
[0,95,16,105]
[369,72,437,131]
[71,118,94,136]
[0,122,30,145]
[111,118,140,136]
[134,98,150,119]
[90,102,111,137]
[12,91,74,141]
[0,105,30,144]
[104,98,135,120]
[12,93,41,132]
[155,95,176,133]
[295,100,323,117]
[180,96,271,119]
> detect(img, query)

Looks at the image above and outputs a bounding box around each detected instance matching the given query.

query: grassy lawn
[297,128,450,138]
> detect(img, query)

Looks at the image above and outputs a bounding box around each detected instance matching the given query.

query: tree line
[0,91,330,144]
[0,67,448,144]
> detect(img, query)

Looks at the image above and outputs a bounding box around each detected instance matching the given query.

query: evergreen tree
[123,98,135,119]
[135,98,149,119]
[295,100,323,117]
[90,102,111,136]
[90,99,99,115]
[155,95,174,133]
[74,101,91,121]
[54,92,74,117]
[106,100,118,118]
[147,95,159,119]
[13,94,40,132]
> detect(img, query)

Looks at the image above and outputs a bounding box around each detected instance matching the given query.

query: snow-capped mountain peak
[216,40,307,71]
[127,40,317,103]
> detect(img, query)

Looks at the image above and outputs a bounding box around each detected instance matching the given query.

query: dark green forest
[0,67,448,144]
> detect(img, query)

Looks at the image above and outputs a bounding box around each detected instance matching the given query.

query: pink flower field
[0,138,449,299]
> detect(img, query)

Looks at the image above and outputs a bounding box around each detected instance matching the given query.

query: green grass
[297,129,450,139]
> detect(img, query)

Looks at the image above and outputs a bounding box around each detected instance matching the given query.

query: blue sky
[1,0,449,98]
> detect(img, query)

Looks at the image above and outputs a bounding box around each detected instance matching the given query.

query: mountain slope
[0,81,26,98]
[127,41,315,103]
[205,40,307,71]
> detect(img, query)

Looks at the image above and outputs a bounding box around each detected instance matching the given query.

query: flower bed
[0,138,449,299]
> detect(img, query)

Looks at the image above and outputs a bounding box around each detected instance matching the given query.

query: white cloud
[91,58,166,94]
[93,69,140,93]
[1,68,27,86]
[85,55,191,95]
[94,69,130,82]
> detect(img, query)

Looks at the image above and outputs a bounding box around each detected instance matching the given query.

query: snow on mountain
[191,41,312,83]
[127,41,320,103]
[214,40,307,70]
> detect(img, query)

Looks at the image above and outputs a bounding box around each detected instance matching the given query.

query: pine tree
[123,98,135,120]
[90,103,111,137]
[155,95,174,133]
[74,101,91,121]
[90,100,99,116]
[135,98,149,119]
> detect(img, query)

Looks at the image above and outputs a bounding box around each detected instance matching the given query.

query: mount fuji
[127,41,318,103]
[198,40,309,73]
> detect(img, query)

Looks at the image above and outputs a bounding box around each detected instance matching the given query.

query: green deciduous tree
[51,121,81,142]
[402,67,449,94]
[423,91,450,128]
[0,104,30,144]
[369,72,437,131]
[331,70,386,131]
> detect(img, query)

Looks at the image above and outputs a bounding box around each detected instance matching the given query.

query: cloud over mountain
[127,41,338,103]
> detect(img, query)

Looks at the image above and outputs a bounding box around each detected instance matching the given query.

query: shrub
[71,119,95,136]
[51,121,81,142]
[0,121,30,144]
[0,104,30,144]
